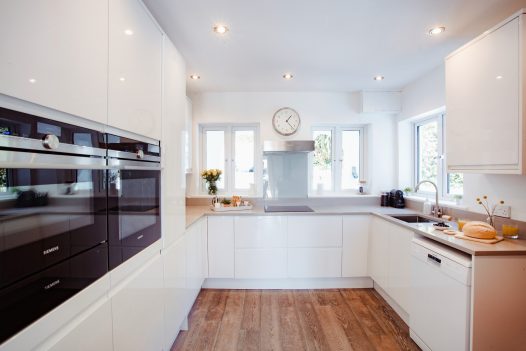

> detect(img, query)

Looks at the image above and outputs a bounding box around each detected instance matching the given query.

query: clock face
[272,107,300,136]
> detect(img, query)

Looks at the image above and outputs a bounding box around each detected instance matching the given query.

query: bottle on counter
[423,198,432,215]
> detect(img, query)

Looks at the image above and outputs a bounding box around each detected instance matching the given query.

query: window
[200,124,259,195]
[414,114,463,198]
[311,126,364,193]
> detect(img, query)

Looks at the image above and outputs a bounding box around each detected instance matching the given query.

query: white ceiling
[144,0,526,93]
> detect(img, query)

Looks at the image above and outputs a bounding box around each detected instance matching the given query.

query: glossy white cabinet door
[0,1,108,124]
[234,216,287,248]
[186,221,205,300]
[446,16,521,172]
[235,248,287,279]
[287,248,342,278]
[386,223,413,313]
[207,216,235,278]
[161,38,187,248]
[108,0,162,139]
[49,301,113,351]
[162,236,187,351]
[111,254,164,351]
[342,215,370,277]
[368,216,389,288]
[287,216,342,248]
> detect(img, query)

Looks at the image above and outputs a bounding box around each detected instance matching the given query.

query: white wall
[189,91,397,196]
[399,65,526,221]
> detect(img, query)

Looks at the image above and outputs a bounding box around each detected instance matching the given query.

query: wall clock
[272,107,300,136]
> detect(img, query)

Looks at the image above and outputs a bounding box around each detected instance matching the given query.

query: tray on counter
[210,205,253,212]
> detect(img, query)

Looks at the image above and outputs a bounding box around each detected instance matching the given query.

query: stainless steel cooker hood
[263,140,314,153]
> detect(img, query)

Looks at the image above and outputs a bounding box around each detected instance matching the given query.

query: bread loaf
[462,221,497,239]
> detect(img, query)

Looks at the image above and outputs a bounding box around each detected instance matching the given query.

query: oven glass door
[108,168,160,269]
[0,167,107,289]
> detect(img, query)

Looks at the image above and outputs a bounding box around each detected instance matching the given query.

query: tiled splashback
[406,198,526,239]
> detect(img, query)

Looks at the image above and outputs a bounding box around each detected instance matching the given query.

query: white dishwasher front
[409,237,472,351]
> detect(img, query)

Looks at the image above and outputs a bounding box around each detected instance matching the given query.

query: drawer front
[234,216,287,248]
[287,216,342,247]
[235,248,287,279]
[287,248,342,278]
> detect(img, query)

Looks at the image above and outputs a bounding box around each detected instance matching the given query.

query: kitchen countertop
[185,205,526,257]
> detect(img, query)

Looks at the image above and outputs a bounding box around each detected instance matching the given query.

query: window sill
[405,195,468,210]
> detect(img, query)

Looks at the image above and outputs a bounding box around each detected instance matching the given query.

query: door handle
[427,253,441,264]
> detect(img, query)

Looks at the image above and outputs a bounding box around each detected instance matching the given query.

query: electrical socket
[494,205,511,218]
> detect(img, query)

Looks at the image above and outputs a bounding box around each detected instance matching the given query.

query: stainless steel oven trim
[0,150,107,169]
[107,158,161,169]
[107,149,160,162]
[0,134,106,157]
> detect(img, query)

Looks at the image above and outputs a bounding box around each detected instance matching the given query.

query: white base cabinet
[368,216,413,313]
[342,215,370,277]
[208,216,235,278]
[111,254,165,351]
[288,248,342,278]
[49,301,114,351]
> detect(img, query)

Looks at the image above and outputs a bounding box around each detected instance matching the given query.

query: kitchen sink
[389,215,437,223]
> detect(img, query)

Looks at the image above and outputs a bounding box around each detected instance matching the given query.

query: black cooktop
[264,205,314,213]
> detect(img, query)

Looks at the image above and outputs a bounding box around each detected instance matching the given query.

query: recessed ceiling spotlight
[124,29,134,36]
[283,73,294,80]
[28,78,36,84]
[496,75,503,80]
[428,26,446,35]
[190,74,201,80]
[373,75,384,81]
[119,77,126,82]
[213,24,229,35]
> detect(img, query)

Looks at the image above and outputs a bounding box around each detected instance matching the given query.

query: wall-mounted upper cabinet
[445,12,525,174]
[0,1,108,125]
[108,0,163,140]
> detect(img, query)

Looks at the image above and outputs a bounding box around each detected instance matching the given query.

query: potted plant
[403,187,413,196]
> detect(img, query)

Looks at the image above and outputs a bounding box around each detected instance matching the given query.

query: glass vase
[208,180,217,195]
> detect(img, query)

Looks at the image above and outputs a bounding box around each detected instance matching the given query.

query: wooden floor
[171,288,420,351]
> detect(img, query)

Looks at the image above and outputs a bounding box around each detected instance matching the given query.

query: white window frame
[310,125,366,195]
[413,113,462,199]
[200,123,260,196]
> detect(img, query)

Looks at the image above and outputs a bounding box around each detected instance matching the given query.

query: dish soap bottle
[423,198,432,215]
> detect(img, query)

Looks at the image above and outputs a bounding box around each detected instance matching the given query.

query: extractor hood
[263,140,314,153]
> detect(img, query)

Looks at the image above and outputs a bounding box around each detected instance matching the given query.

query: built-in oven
[106,134,161,270]
[0,106,108,344]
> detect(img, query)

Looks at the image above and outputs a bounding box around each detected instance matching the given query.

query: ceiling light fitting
[190,74,201,80]
[283,73,294,80]
[428,26,445,35]
[373,75,384,81]
[213,25,229,34]
[124,29,134,36]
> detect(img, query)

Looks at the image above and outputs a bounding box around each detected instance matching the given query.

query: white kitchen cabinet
[162,236,187,351]
[287,216,342,247]
[235,216,287,248]
[161,37,187,248]
[184,97,193,173]
[288,248,342,278]
[49,301,113,351]
[0,1,108,124]
[235,248,287,279]
[108,0,163,140]
[111,254,164,351]
[368,216,390,288]
[207,216,235,278]
[445,13,525,174]
[342,215,370,277]
[186,219,206,300]
[386,222,413,313]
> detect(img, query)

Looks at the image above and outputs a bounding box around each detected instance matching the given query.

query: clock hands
[286,115,292,122]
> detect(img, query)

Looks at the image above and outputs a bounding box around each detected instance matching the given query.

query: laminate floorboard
[172,289,420,351]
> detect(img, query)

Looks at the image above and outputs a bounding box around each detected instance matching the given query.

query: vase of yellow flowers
[201,168,222,195]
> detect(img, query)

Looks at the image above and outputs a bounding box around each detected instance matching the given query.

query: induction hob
[264,205,314,213]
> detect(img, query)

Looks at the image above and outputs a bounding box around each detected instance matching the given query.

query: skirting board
[202,277,373,289]
[373,281,409,324]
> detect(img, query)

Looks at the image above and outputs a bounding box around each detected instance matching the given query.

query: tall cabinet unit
[445,12,526,174]
[0,0,108,124]
[108,0,163,140]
